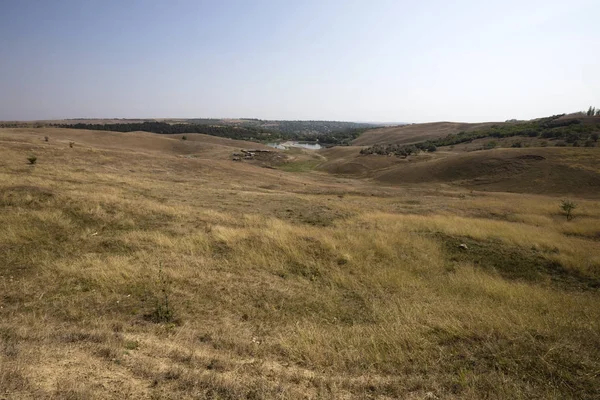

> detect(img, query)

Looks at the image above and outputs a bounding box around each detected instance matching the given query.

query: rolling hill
[320,146,600,197]
[352,121,499,146]
[1,124,599,399]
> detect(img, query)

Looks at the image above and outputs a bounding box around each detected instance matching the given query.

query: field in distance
[1,124,599,399]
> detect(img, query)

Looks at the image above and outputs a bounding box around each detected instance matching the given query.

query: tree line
[55,121,374,146]
[586,106,600,116]
[56,122,281,141]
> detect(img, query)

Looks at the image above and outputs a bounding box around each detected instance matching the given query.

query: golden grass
[1,128,600,399]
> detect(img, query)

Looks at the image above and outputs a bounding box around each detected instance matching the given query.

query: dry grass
[1,128,599,399]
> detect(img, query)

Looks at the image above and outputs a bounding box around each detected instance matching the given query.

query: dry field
[1,128,599,399]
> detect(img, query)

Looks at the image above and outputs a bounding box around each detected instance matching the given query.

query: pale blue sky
[1,0,598,122]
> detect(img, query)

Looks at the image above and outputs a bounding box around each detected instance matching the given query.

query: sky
[0,0,598,123]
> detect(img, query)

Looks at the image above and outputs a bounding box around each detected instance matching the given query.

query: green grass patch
[437,233,600,291]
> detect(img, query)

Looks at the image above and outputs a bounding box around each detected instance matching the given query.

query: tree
[560,200,576,221]
[587,106,596,116]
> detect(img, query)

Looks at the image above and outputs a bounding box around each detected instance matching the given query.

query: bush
[511,141,523,148]
[484,141,497,150]
[560,200,576,221]
[360,143,420,157]
[181,135,187,140]
[69,142,74,148]
[27,155,37,165]
[146,263,176,323]
[44,136,49,142]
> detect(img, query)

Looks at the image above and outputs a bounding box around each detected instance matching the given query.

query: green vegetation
[146,263,175,323]
[586,106,600,116]
[56,121,377,146]
[58,121,280,142]
[27,155,37,165]
[432,115,598,147]
[360,142,434,156]
[484,140,497,149]
[560,200,577,221]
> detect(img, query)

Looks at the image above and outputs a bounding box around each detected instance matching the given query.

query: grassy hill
[1,127,599,399]
[320,146,600,198]
[354,115,600,150]
[321,114,600,198]
[352,121,498,146]
[357,115,600,153]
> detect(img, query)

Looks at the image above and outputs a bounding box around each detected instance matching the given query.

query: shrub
[181,135,188,141]
[27,155,37,165]
[147,263,175,323]
[360,143,420,157]
[484,141,497,150]
[44,136,49,142]
[560,200,576,221]
[69,142,74,148]
[511,141,523,148]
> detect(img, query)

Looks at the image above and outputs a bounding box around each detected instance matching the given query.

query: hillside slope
[352,121,498,146]
[2,127,274,160]
[320,147,600,198]
[1,127,600,399]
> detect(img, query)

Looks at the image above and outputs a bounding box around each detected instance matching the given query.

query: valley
[1,123,599,399]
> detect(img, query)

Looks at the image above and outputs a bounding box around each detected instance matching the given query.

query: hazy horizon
[1,0,599,123]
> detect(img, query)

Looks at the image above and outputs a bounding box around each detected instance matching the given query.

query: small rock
[458,243,468,250]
